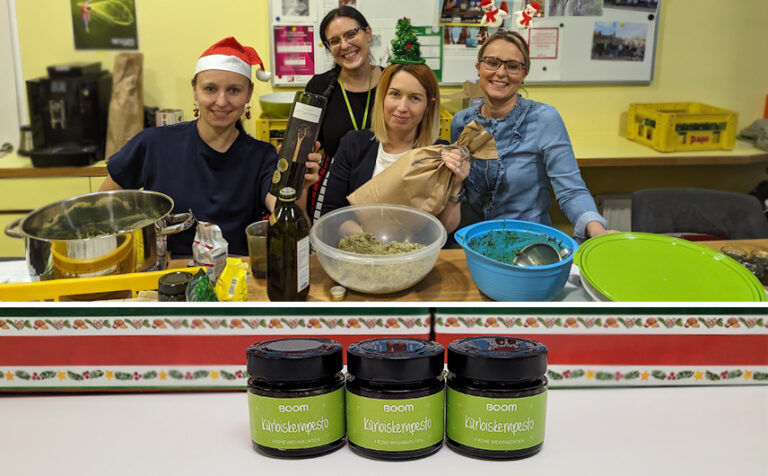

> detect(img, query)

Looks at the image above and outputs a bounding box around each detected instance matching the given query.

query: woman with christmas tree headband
[450,30,614,242]
[320,18,470,234]
[304,7,383,223]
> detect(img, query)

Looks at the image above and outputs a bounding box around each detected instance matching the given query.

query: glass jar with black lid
[345,338,445,460]
[157,271,192,302]
[446,336,548,460]
[246,338,345,458]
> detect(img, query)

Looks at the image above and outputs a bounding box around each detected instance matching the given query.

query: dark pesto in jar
[346,338,445,460]
[446,336,548,460]
[246,338,345,458]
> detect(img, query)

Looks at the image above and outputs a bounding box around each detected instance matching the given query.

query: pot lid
[573,232,766,302]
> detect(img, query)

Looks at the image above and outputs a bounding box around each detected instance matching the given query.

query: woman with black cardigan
[305,7,383,222]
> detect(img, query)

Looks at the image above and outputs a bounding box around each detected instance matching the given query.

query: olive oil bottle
[267,187,310,301]
[269,91,327,195]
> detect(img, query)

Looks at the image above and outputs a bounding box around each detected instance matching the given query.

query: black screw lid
[448,336,547,382]
[347,338,444,383]
[158,271,192,295]
[247,338,343,381]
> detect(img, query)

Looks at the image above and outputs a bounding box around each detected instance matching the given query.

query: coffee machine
[26,62,112,167]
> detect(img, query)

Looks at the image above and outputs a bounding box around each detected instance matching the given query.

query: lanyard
[338,68,373,131]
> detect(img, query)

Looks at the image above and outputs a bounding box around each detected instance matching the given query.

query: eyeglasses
[479,56,527,75]
[324,26,363,48]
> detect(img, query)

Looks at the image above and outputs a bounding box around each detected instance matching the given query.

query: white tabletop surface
[1,386,766,476]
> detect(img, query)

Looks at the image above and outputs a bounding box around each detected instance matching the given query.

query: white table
[1,386,765,475]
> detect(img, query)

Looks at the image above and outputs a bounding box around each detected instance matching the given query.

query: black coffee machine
[26,62,112,167]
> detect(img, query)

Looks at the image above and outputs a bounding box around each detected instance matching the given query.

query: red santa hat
[479,0,494,7]
[194,37,271,82]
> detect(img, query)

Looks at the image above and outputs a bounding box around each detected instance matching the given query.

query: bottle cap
[329,285,346,301]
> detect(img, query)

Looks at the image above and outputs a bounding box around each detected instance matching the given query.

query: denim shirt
[451,95,606,242]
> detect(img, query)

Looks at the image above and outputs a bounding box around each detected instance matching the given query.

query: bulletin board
[268,0,659,86]
[268,0,441,86]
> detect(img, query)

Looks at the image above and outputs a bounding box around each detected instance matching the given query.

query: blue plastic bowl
[454,220,578,301]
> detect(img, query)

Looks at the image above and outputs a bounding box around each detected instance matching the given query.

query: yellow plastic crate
[254,116,288,149]
[258,109,455,144]
[440,106,453,142]
[627,102,737,152]
[0,267,201,302]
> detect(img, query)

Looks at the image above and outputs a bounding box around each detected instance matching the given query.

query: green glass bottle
[267,187,310,301]
[269,91,327,196]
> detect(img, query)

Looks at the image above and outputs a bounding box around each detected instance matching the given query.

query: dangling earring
[244,103,252,120]
[193,102,199,118]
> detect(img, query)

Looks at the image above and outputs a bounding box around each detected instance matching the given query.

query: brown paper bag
[105,53,144,161]
[347,121,497,215]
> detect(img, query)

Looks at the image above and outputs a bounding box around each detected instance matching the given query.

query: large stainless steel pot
[5,190,195,280]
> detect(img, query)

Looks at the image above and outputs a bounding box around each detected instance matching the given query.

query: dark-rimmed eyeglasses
[324,26,363,48]
[479,56,527,75]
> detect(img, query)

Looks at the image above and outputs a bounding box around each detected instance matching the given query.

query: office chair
[631,188,768,240]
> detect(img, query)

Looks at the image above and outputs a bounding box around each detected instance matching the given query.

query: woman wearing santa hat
[304,7,383,222]
[450,30,613,242]
[100,37,320,257]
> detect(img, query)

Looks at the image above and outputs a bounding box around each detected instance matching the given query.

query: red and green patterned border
[436,315,767,331]
[546,366,768,385]
[0,316,430,334]
[2,365,766,390]
[0,366,247,389]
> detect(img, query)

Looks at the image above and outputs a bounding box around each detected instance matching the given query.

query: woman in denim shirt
[451,31,612,242]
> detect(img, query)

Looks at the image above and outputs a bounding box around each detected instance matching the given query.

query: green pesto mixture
[338,232,425,255]
[468,230,562,265]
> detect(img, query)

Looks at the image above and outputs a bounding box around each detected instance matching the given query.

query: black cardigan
[320,129,380,216]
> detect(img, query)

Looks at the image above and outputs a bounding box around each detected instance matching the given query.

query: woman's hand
[441,148,470,195]
[303,141,322,190]
[586,221,619,238]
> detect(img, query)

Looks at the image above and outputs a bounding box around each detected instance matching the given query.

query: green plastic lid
[573,232,766,302]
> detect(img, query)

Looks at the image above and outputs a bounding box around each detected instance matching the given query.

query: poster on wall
[273,25,317,84]
[71,0,138,50]
[272,0,317,22]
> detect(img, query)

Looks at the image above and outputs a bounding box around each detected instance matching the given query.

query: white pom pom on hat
[194,36,271,82]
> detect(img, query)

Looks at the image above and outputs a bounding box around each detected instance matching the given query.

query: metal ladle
[512,242,572,267]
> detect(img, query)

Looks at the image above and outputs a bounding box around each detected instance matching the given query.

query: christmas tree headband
[389,17,425,65]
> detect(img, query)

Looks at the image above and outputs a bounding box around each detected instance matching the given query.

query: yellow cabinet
[0,177,92,210]
[0,177,92,257]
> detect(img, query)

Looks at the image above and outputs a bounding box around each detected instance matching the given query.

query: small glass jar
[446,336,548,460]
[720,245,748,263]
[751,249,768,285]
[157,271,192,302]
[246,338,346,458]
[346,338,445,460]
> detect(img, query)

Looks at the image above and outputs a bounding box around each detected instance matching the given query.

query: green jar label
[446,388,547,451]
[248,388,345,450]
[346,389,445,452]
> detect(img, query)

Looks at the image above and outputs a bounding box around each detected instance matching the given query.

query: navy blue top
[320,129,449,216]
[107,121,277,256]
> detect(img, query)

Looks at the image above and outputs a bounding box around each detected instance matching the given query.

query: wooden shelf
[0,152,108,178]
[573,136,768,167]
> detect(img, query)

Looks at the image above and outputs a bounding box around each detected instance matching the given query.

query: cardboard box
[442,81,484,114]
[434,307,768,387]
[0,307,430,392]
